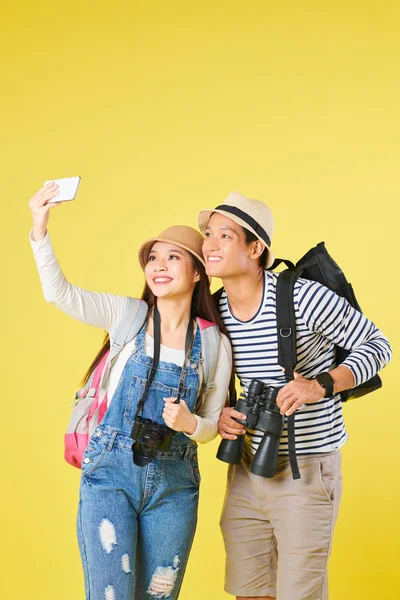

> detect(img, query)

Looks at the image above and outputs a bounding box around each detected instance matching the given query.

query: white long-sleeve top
[30,232,232,443]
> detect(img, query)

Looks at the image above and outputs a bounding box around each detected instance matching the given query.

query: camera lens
[132,429,163,467]
[131,416,175,467]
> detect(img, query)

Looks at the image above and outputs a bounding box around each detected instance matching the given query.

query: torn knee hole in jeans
[105,585,115,600]
[121,553,132,573]
[99,519,117,554]
[147,555,180,598]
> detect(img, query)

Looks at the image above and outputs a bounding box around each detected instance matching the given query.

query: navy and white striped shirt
[218,271,392,455]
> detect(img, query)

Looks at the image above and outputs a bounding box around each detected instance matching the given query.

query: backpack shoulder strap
[109,298,149,361]
[98,299,148,392]
[197,318,221,393]
[212,287,224,309]
[276,270,299,379]
[276,269,301,480]
[90,351,110,390]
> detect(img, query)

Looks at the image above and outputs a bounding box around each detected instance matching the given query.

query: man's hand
[277,371,325,417]
[218,407,247,440]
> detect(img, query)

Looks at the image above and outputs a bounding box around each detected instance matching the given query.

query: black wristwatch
[315,372,334,397]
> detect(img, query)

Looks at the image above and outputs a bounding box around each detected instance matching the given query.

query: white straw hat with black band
[198,191,275,268]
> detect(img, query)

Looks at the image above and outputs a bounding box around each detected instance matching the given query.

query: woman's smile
[152,276,174,284]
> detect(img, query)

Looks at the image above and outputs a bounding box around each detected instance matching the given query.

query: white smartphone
[44,176,81,202]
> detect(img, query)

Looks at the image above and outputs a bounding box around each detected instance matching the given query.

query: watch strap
[315,372,334,397]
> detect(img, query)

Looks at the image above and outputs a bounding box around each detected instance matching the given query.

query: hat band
[214,205,271,248]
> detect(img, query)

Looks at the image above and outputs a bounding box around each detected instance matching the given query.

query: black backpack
[272,241,382,401]
[213,241,382,479]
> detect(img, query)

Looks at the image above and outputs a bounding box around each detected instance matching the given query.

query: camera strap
[134,305,195,419]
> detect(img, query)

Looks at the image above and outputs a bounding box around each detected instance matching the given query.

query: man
[198,192,392,600]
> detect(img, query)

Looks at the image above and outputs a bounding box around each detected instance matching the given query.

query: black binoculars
[217,380,284,478]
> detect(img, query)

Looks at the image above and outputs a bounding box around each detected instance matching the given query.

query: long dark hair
[81,254,235,403]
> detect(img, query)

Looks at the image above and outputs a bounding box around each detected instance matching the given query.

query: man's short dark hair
[242,227,268,268]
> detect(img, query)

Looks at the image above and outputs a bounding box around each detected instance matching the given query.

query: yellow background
[1,1,398,598]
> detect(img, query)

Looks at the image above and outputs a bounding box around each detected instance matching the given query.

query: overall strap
[134,305,162,419]
[133,307,195,420]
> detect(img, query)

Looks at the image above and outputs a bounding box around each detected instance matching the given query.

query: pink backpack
[64,299,221,468]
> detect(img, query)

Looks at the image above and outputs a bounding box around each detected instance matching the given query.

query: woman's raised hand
[29,182,62,241]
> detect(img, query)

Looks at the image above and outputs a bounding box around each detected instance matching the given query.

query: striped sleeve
[295,280,392,387]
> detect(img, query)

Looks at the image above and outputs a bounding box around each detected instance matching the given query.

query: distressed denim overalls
[77,320,202,600]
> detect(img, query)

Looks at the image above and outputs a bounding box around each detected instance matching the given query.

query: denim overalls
[77,320,202,600]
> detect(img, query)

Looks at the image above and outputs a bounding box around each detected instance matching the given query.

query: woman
[29,182,232,600]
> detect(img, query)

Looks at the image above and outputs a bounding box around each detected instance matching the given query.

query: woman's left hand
[162,398,197,435]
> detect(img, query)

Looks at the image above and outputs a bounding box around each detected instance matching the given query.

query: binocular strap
[287,414,300,480]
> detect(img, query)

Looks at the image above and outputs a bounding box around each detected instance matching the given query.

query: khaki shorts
[220,449,342,600]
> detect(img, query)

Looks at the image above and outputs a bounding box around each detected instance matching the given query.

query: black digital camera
[131,416,175,467]
[217,379,284,478]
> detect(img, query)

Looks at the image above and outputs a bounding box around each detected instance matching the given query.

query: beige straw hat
[198,191,275,268]
[138,225,206,271]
